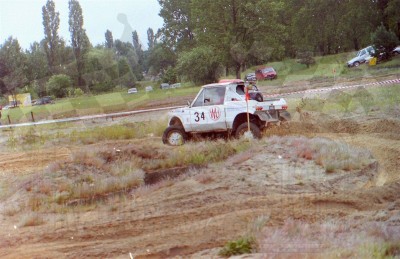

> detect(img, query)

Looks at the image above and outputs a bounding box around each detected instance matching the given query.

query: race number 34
[194,112,205,122]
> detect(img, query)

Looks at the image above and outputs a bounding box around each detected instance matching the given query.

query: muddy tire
[162,126,187,146]
[235,122,262,139]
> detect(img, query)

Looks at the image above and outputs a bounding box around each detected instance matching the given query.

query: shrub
[296,50,316,68]
[46,74,72,98]
[74,88,84,97]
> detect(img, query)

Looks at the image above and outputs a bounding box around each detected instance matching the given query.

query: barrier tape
[1,78,399,128]
[263,78,400,98]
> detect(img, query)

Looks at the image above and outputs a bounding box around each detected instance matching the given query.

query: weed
[218,236,255,257]
[28,196,43,211]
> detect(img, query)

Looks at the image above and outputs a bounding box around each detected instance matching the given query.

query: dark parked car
[244,72,256,81]
[255,66,277,80]
[33,96,54,105]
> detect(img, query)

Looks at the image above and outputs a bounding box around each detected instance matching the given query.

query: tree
[146,43,176,76]
[385,0,400,39]
[105,29,114,49]
[68,0,91,90]
[25,42,48,82]
[296,50,316,68]
[42,0,61,74]
[371,24,400,59]
[191,0,257,78]
[176,46,222,84]
[132,31,144,80]
[0,37,27,102]
[337,0,378,51]
[158,0,195,51]
[132,31,142,52]
[147,28,155,50]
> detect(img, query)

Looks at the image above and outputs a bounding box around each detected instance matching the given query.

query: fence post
[7,115,11,124]
[31,112,35,122]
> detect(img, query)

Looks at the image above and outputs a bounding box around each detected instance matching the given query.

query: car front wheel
[162,126,187,146]
[235,122,262,139]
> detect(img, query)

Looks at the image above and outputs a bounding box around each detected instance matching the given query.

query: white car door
[189,87,227,132]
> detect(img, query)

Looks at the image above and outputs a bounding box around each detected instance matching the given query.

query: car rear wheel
[354,61,360,67]
[235,122,262,139]
[162,126,187,146]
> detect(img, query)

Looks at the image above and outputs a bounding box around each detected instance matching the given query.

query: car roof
[218,79,245,83]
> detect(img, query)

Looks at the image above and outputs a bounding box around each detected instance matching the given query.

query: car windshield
[192,87,226,107]
[262,67,274,73]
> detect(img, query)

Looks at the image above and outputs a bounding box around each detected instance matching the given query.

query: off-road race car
[162,80,290,145]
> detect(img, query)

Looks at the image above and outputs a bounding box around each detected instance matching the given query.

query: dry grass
[3,204,21,217]
[257,219,400,257]
[194,173,214,184]
[268,136,374,173]
[21,138,250,210]
[19,212,45,227]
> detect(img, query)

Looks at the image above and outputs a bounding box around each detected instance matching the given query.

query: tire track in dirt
[0,147,72,174]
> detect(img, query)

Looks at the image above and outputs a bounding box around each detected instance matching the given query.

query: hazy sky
[0,0,164,50]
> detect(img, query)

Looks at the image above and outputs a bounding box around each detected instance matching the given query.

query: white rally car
[162,80,290,145]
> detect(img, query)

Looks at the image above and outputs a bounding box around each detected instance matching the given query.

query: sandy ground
[0,89,399,258]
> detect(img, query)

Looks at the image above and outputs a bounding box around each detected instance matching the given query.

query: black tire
[235,122,262,139]
[354,61,360,67]
[255,93,263,102]
[162,126,187,146]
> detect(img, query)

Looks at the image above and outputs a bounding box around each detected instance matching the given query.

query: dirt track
[0,97,400,258]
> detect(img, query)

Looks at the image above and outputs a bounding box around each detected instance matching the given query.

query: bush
[297,50,316,68]
[162,66,178,84]
[46,74,72,98]
[74,88,84,97]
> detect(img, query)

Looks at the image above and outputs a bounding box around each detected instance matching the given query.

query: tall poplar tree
[147,28,155,50]
[105,30,114,49]
[68,0,91,89]
[42,0,61,74]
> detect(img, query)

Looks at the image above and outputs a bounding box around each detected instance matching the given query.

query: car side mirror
[187,100,191,107]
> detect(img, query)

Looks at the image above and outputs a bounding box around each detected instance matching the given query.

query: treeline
[0,0,161,100]
[1,0,400,100]
[157,0,400,83]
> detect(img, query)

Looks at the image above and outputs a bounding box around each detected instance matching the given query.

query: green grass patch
[243,52,400,87]
[1,86,199,124]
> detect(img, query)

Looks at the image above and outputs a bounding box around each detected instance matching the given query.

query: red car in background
[255,66,277,80]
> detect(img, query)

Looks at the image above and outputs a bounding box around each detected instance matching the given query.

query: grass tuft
[19,212,45,227]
